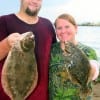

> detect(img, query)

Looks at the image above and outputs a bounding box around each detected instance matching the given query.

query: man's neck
[16,12,39,24]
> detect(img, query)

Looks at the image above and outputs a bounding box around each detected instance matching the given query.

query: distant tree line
[78,22,100,26]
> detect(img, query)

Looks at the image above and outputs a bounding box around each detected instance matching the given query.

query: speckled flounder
[1,32,38,100]
[63,42,91,97]
[49,42,92,100]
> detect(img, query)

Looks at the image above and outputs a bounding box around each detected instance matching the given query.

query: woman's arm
[89,60,100,80]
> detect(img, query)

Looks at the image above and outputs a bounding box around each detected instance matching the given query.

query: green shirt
[77,42,97,60]
[49,42,97,100]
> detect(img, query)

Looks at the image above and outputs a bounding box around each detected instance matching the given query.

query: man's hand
[7,33,21,47]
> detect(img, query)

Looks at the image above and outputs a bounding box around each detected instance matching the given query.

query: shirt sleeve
[77,42,98,60]
[0,16,8,41]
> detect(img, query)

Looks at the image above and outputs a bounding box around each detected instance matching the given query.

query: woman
[49,13,99,100]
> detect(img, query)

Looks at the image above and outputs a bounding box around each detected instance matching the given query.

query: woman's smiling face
[55,18,77,43]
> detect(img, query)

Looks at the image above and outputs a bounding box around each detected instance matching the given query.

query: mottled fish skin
[61,42,91,99]
[1,32,38,100]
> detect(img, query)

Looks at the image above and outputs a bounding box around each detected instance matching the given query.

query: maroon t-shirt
[0,14,56,100]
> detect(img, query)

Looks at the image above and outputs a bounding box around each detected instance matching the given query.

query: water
[76,26,100,61]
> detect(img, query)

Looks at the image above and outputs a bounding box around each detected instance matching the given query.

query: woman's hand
[89,60,100,80]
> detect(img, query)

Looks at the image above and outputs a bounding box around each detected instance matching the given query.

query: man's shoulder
[39,17,52,24]
[0,14,15,21]
[39,16,50,21]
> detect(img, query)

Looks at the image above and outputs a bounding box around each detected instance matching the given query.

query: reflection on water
[77,26,100,61]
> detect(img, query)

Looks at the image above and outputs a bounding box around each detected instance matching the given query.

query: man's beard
[25,7,41,16]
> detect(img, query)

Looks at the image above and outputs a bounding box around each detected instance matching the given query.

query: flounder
[49,42,92,100]
[1,32,38,100]
[59,42,92,99]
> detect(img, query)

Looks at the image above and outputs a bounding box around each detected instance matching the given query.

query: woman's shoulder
[77,42,97,60]
[51,42,60,51]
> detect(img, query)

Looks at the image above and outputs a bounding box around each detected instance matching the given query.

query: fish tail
[13,95,24,100]
[80,86,92,99]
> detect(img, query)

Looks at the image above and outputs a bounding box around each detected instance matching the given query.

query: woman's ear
[75,25,78,34]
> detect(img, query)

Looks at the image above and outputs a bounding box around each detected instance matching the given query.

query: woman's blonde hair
[54,13,77,27]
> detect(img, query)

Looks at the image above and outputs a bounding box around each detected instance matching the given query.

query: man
[0,0,56,99]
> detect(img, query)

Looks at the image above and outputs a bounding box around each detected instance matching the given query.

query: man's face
[20,0,42,16]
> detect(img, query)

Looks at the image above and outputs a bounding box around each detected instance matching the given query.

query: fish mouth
[20,32,35,52]
[21,31,34,39]
[30,34,34,38]
[63,42,71,56]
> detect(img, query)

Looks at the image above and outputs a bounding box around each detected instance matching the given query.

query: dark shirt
[0,14,56,100]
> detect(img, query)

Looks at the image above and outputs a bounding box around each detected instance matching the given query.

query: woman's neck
[60,42,65,51]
